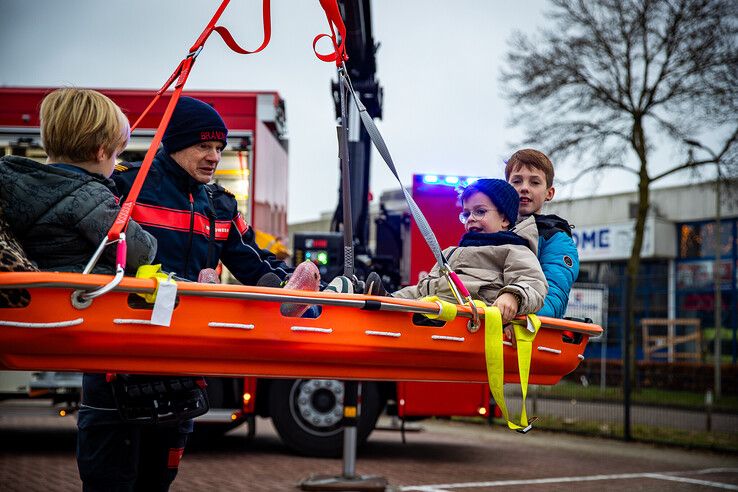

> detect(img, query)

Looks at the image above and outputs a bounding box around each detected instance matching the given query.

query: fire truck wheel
[268,379,382,458]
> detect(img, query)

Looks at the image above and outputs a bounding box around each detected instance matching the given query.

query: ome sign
[572,221,656,261]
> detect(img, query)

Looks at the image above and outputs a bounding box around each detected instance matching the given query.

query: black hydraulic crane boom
[330,0,383,257]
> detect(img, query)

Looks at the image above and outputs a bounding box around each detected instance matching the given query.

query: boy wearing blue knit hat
[390,178,548,324]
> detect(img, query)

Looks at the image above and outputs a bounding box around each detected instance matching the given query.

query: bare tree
[501,0,737,432]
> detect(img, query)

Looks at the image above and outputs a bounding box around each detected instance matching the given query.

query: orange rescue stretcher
[0,271,601,385]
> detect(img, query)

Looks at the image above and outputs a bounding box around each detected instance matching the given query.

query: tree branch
[558,162,640,186]
[651,125,738,181]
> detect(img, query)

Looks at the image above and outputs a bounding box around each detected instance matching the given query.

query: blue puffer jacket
[532,214,579,318]
[113,149,291,283]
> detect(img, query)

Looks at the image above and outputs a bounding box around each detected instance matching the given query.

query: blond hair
[40,88,129,163]
[504,149,555,188]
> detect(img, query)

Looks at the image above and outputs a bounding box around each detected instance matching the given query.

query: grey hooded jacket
[393,215,548,314]
[0,155,156,273]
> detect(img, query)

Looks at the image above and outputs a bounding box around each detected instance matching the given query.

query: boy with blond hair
[505,149,579,318]
[0,87,155,273]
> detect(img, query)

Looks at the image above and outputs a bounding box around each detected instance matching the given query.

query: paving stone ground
[1,400,737,491]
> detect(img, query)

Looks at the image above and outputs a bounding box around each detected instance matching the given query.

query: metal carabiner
[187,45,204,59]
[441,267,480,333]
[72,233,127,308]
[466,298,481,333]
[515,416,538,434]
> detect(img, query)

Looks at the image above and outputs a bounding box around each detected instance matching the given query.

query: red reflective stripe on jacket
[234,212,250,235]
[132,203,230,240]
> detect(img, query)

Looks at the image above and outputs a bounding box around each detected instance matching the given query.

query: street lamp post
[713,164,722,398]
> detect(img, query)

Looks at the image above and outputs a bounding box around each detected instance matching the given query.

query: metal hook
[466,299,481,333]
[77,266,125,303]
[515,416,538,434]
[187,45,204,59]
[74,233,127,307]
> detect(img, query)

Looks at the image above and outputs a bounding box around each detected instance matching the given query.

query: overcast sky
[1,0,685,223]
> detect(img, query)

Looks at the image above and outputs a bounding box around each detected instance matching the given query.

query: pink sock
[280,261,321,317]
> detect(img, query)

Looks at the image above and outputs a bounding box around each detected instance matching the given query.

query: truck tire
[268,379,381,458]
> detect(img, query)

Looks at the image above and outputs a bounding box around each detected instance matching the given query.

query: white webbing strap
[341,69,449,271]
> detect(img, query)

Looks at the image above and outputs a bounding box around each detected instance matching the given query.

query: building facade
[545,179,737,361]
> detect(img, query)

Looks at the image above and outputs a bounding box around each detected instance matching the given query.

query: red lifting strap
[314,0,348,66]
[107,0,272,241]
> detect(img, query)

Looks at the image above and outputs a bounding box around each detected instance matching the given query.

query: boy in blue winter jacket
[506,149,579,318]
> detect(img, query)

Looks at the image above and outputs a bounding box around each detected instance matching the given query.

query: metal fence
[501,274,738,452]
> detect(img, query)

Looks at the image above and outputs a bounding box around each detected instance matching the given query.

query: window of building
[676,218,738,362]
[676,260,734,290]
[679,220,735,258]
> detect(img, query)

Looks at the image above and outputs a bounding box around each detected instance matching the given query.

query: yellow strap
[483,306,541,431]
[420,296,457,321]
[135,264,169,303]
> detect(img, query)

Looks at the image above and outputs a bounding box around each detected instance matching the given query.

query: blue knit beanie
[162,96,228,153]
[461,178,520,225]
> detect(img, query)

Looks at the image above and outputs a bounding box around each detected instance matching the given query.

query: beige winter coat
[393,216,548,314]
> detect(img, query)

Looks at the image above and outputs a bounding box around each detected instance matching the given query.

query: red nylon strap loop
[212,0,271,55]
[106,0,274,241]
[315,0,348,66]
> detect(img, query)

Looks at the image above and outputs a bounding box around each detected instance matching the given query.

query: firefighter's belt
[110,375,209,425]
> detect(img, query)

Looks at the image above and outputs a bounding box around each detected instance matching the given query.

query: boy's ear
[95,146,109,164]
[545,186,556,202]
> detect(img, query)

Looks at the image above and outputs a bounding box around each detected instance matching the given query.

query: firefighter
[76,96,292,491]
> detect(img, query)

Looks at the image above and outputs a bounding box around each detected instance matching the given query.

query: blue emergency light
[419,174,480,187]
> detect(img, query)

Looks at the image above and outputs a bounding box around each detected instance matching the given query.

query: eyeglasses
[459,208,490,224]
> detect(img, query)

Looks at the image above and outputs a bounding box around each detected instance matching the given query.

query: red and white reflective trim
[234,212,250,235]
[131,203,230,240]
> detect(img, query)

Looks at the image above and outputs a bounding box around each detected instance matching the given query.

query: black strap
[109,375,209,425]
[204,187,217,269]
[444,247,458,263]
